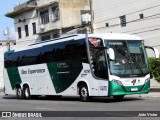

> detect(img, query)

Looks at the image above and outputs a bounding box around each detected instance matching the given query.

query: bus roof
[88,33,142,40]
[6,33,142,53]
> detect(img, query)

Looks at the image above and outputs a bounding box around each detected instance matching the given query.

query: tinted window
[42,39,88,63]
[4,48,41,68]
[21,48,41,66]
[4,39,88,68]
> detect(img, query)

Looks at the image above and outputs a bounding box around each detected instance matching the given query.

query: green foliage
[148,57,160,82]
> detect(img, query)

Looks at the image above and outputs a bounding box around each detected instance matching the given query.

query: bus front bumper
[108,80,150,96]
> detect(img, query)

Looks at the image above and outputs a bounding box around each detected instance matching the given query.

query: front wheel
[79,84,91,102]
[113,95,124,101]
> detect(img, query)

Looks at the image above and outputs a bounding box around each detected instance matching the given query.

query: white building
[93,0,160,56]
[5,0,39,48]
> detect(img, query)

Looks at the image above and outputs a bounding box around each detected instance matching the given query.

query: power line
[94,13,160,30]
[94,0,138,13]
[94,0,159,21]
[94,4,160,24]
[129,27,160,35]
[124,24,160,33]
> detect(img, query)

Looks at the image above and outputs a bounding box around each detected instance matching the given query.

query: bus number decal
[100,86,107,91]
[84,70,90,73]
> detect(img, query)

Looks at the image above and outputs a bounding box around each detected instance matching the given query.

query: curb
[150,88,160,92]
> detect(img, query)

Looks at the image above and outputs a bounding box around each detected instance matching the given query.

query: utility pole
[3,27,10,51]
[80,0,94,34]
[90,0,94,33]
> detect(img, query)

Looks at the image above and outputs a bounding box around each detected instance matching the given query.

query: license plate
[131,88,138,91]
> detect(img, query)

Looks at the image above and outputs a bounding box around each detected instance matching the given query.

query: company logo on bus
[57,62,69,68]
[131,79,136,85]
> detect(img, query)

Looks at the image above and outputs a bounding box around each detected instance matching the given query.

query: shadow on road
[2,95,145,103]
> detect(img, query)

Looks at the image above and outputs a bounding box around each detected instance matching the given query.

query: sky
[0,0,28,40]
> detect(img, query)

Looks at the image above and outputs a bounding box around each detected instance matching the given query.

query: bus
[4,33,159,102]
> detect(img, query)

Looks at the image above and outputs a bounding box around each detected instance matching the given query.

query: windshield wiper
[129,56,144,75]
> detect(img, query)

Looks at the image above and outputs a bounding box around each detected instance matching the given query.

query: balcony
[38,20,61,34]
[38,7,61,34]
[36,0,59,9]
[5,0,37,18]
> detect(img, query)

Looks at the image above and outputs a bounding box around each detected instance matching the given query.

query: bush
[148,57,160,82]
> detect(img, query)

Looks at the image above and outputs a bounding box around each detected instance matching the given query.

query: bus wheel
[80,84,90,102]
[24,86,31,100]
[16,86,23,99]
[113,95,124,101]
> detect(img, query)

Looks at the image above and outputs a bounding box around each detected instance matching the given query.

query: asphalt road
[0,94,160,120]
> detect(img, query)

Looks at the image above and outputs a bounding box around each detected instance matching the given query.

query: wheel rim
[25,88,29,98]
[17,88,22,97]
[81,87,88,99]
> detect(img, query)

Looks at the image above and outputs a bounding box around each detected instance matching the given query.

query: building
[93,0,160,56]
[5,0,90,48]
[0,40,15,89]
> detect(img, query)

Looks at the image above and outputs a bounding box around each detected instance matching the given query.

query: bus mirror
[108,48,115,60]
[145,46,159,59]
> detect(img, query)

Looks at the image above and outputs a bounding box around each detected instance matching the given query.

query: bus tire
[16,86,24,99]
[79,84,90,102]
[24,86,31,100]
[113,95,124,100]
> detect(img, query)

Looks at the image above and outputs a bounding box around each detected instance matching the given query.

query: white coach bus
[3,33,159,102]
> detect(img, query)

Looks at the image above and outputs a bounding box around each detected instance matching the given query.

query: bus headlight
[112,80,123,86]
[145,78,150,83]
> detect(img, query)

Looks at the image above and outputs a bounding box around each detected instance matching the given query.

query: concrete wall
[93,0,160,57]
[36,0,59,7]
[60,0,90,28]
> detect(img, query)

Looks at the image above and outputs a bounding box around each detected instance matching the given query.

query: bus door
[88,38,109,96]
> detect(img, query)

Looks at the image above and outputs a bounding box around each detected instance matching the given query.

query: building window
[41,34,51,41]
[25,25,29,37]
[32,23,36,34]
[52,6,60,22]
[119,15,126,27]
[40,9,49,24]
[105,23,109,27]
[139,13,144,19]
[18,27,22,39]
[52,33,60,39]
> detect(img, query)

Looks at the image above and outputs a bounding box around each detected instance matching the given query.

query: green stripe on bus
[47,61,83,93]
[6,67,22,90]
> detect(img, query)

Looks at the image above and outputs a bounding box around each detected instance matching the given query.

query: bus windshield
[105,40,149,77]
